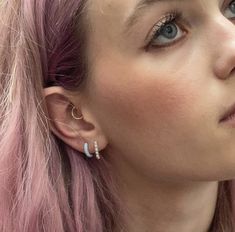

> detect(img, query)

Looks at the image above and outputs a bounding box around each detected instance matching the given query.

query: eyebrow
[124,0,175,34]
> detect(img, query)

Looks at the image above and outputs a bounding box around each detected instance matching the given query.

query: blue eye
[147,12,186,49]
[225,0,235,18]
[160,23,178,39]
[229,1,235,13]
[151,22,183,46]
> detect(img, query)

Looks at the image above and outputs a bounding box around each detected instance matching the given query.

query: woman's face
[83,0,235,182]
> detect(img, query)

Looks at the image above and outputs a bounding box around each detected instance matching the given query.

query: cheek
[93,67,201,135]
[90,62,235,181]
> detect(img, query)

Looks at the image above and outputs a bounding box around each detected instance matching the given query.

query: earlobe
[83,141,101,159]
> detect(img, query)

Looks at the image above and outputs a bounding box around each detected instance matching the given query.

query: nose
[212,16,235,80]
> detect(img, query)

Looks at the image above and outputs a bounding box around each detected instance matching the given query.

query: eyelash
[145,0,235,51]
[146,10,183,50]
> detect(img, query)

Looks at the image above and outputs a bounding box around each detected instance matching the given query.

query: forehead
[86,0,208,32]
[87,0,137,25]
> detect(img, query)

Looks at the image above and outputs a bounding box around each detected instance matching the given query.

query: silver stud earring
[94,141,101,160]
[71,106,83,120]
[83,143,93,158]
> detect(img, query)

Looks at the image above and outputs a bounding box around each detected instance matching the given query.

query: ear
[43,86,108,155]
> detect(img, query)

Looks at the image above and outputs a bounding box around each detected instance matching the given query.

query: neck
[111,164,219,232]
[122,182,218,232]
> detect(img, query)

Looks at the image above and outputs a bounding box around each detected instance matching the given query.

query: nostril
[213,57,235,79]
[231,67,235,75]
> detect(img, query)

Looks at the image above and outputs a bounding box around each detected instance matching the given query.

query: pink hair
[0,0,234,231]
[0,0,122,231]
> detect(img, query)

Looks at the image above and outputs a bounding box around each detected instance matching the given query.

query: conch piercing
[71,106,83,120]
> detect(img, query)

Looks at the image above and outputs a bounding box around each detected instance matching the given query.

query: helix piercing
[71,106,83,120]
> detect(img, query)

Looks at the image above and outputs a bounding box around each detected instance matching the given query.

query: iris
[229,1,235,13]
[159,23,178,39]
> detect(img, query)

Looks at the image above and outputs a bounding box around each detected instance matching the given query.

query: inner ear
[69,104,95,131]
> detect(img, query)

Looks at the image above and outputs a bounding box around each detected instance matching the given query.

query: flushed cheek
[97,73,201,133]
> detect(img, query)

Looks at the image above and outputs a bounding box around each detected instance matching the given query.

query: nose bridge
[210,15,235,79]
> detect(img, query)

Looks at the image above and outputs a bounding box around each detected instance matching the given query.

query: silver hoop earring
[94,141,101,160]
[83,143,93,158]
[71,106,83,120]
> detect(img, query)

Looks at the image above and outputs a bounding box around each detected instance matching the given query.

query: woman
[0,0,235,231]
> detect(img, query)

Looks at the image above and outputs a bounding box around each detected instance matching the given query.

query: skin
[44,0,235,231]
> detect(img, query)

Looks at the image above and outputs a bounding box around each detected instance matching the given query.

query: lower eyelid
[147,31,187,51]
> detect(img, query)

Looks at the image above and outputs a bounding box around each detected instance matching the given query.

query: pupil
[161,23,177,39]
[230,1,235,13]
